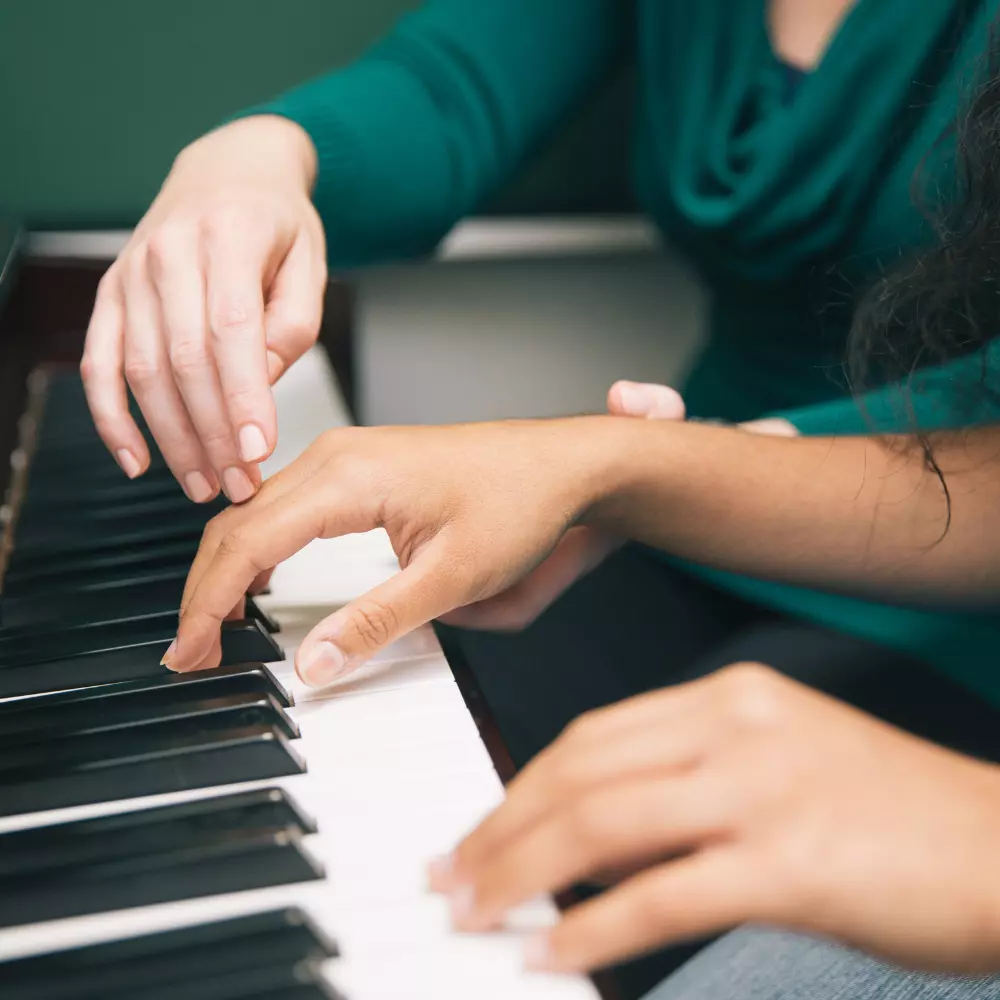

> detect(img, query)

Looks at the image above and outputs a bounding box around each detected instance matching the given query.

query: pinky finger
[81,276,150,477]
[525,848,765,975]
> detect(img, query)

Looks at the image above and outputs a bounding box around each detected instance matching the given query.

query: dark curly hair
[846,18,1000,530]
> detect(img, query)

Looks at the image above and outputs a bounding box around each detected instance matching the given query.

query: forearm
[243,0,623,267]
[581,418,1000,605]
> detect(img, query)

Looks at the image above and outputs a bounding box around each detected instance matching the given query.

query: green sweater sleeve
[244,0,624,267]
[776,342,1000,435]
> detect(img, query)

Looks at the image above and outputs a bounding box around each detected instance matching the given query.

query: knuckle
[210,297,258,338]
[315,428,340,451]
[79,353,97,384]
[168,340,211,379]
[202,507,237,545]
[716,662,786,728]
[123,354,161,391]
[124,243,150,285]
[630,883,672,930]
[94,268,120,303]
[541,754,589,800]
[200,427,236,453]
[349,598,399,651]
[274,310,319,351]
[221,382,266,418]
[201,203,250,244]
[561,707,603,747]
[566,798,614,854]
[145,223,191,272]
[201,516,224,549]
[217,527,252,561]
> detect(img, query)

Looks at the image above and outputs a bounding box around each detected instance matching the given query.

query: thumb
[608,381,686,420]
[739,417,799,437]
[294,541,469,687]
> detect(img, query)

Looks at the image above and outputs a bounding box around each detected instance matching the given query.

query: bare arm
[170,416,1000,679]
[589,419,1000,606]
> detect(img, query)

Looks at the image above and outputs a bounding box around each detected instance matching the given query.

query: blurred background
[0,0,704,424]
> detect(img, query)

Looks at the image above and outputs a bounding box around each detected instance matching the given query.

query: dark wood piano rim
[0,248,620,1000]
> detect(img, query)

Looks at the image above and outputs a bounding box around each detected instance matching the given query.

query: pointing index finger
[171,490,328,671]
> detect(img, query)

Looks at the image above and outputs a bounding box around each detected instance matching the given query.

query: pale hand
[430,664,1000,975]
[81,115,327,504]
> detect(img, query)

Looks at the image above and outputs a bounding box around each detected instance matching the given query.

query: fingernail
[616,383,648,415]
[427,853,455,890]
[238,423,269,463]
[447,885,477,929]
[523,931,555,971]
[160,639,178,670]
[296,640,348,688]
[222,466,255,503]
[184,471,214,503]
[116,448,142,479]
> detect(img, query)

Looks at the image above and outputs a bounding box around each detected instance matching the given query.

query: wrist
[570,415,733,539]
[178,115,318,193]
[552,415,664,525]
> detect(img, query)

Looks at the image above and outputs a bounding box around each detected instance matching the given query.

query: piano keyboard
[0,347,601,1000]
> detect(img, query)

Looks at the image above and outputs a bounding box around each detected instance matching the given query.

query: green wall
[0,0,632,229]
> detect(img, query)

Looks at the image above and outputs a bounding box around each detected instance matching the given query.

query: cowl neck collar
[637,0,986,279]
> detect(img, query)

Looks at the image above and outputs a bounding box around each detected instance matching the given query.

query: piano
[0,226,608,1000]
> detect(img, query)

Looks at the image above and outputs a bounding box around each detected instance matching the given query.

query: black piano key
[0,787,315,879]
[248,595,282,634]
[0,690,299,747]
[2,557,190,598]
[20,474,188,518]
[0,636,171,696]
[0,576,187,629]
[0,908,336,1000]
[0,614,177,664]
[237,984,344,1000]
[0,826,323,929]
[0,609,179,658]
[221,617,286,665]
[0,694,296,771]
[14,492,224,546]
[24,438,171,477]
[0,723,306,817]
[0,618,283,698]
[6,519,207,571]
[0,661,293,719]
[12,501,215,551]
[112,964,342,1000]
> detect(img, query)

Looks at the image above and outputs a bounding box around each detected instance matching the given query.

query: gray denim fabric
[642,928,1000,1000]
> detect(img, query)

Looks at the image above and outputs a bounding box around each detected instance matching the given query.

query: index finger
[449,774,731,935]
[438,695,715,890]
[170,478,371,671]
[205,233,279,464]
[179,441,330,614]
